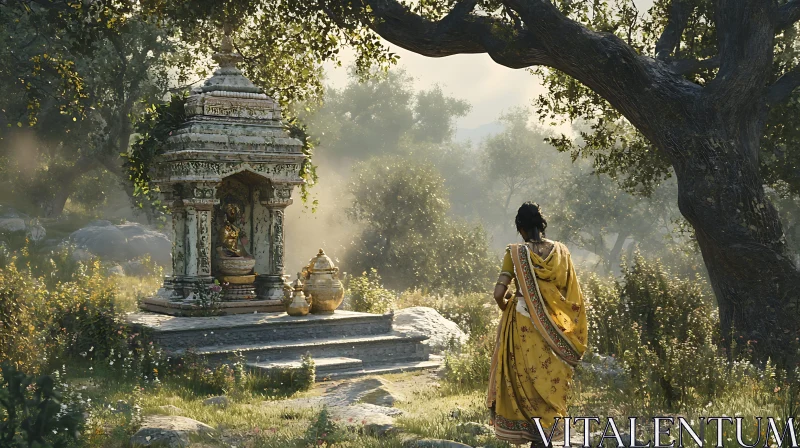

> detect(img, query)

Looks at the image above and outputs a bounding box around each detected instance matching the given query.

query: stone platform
[126,311,439,379]
[139,297,283,316]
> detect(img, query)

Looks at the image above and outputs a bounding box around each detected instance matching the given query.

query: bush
[346,269,395,314]
[441,332,494,392]
[302,408,350,447]
[584,253,729,410]
[0,245,161,382]
[0,256,131,374]
[0,362,83,448]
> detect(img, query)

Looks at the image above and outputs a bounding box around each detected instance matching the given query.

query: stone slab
[248,357,363,373]
[126,310,397,353]
[139,297,282,316]
[127,310,389,332]
[322,358,443,380]
[191,332,429,364]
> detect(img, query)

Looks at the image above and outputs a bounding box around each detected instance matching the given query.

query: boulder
[0,206,46,241]
[118,223,172,265]
[0,217,26,233]
[394,307,468,353]
[68,221,170,266]
[130,415,217,447]
[108,265,125,276]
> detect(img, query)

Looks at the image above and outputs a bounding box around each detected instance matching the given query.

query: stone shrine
[130,31,441,380]
[140,31,304,316]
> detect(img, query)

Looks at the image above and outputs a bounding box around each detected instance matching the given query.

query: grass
[71,366,506,448]
[115,274,162,313]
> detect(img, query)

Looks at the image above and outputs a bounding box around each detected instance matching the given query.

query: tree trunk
[607,232,630,276]
[669,123,800,367]
[42,157,97,217]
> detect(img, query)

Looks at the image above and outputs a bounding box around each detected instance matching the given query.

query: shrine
[139,31,304,316]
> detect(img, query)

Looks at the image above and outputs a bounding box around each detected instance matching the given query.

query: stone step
[186,332,430,364]
[126,311,394,352]
[248,357,363,375]
[246,356,443,380]
[321,358,444,380]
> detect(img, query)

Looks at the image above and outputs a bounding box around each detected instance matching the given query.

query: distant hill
[454,122,503,145]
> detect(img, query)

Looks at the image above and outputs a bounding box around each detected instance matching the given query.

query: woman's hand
[497,299,507,311]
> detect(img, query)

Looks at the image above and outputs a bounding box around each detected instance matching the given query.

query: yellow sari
[487,241,588,445]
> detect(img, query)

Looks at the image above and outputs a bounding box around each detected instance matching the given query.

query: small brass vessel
[286,273,311,316]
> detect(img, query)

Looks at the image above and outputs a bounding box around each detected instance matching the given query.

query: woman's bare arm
[494,274,512,310]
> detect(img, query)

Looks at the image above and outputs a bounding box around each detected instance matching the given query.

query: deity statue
[216,203,255,280]
[218,203,249,258]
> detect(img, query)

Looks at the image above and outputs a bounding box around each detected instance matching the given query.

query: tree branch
[654,0,693,60]
[766,67,800,105]
[668,55,720,75]
[359,0,552,68]
[351,0,700,152]
[707,0,775,108]
[776,0,800,31]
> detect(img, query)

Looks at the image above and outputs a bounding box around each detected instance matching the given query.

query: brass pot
[304,249,344,314]
[286,273,311,316]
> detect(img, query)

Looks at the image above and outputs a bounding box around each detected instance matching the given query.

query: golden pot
[304,249,344,314]
[286,273,311,316]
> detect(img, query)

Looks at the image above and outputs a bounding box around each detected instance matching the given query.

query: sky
[323,46,551,130]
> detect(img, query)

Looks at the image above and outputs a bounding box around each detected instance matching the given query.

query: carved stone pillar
[255,183,293,301]
[181,182,219,284]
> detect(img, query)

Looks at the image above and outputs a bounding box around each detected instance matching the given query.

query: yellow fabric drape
[487,241,588,445]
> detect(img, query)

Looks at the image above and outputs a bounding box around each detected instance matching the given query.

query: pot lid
[292,272,305,291]
[309,248,335,271]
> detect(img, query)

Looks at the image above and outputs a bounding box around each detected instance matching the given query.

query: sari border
[509,243,581,367]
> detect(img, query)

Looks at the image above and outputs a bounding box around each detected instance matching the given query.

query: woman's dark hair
[515,202,547,240]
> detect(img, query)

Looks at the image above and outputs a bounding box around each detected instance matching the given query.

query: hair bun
[515,202,547,237]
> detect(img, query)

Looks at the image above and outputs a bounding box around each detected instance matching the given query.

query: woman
[487,202,588,447]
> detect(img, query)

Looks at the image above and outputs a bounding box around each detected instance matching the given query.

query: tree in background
[0,6,196,219]
[345,156,495,294]
[479,107,563,224]
[305,68,470,164]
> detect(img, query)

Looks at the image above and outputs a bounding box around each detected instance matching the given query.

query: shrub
[0,245,161,382]
[441,332,494,392]
[0,256,133,375]
[584,254,728,410]
[346,269,395,314]
[0,362,83,448]
[302,408,350,447]
[249,353,316,396]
